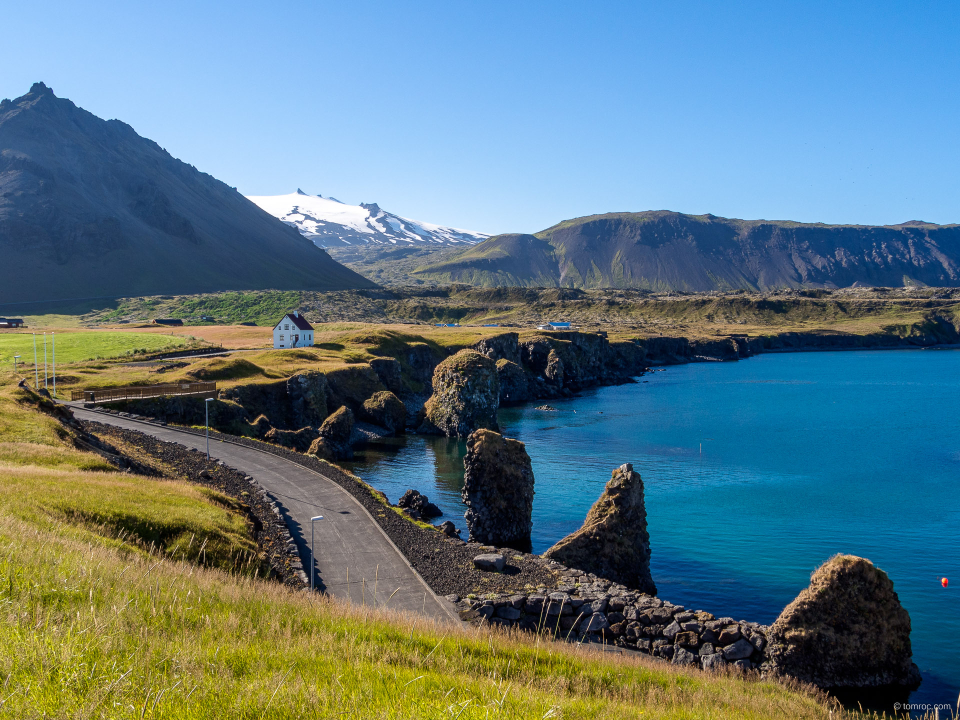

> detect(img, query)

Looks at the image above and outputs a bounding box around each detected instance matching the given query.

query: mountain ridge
[414,210,960,291]
[248,190,488,248]
[0,83,375,304]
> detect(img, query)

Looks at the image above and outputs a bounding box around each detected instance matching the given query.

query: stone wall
[452,559,769,672]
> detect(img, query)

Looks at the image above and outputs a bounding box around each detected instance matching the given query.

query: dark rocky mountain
[414,211,960,291]
[0,83,374,305]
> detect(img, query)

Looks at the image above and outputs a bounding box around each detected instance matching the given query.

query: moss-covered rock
[324,365,388,414]
[543,463,656,595]
[420,350,499,437]
[307,406,355,460]
[461,429,534,551]
[360,391,406,434]
[767,555,921,690]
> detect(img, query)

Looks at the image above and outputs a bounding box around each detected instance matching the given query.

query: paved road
[69,406,459,625]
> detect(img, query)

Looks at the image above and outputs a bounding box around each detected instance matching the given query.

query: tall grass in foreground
[0,511,837,720]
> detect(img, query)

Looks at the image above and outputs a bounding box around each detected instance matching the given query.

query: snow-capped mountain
[247,190,488,248]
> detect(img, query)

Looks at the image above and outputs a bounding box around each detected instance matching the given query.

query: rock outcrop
[264,425,319,453]
[286,371,329,427]
[397,489,441,520]
[544,463,656,595]
[496,359,529,405]
[766,555,921,690]
[420,350,500,437]
[360,391,406,434]
[461,429,534,551]
[307,406,355,460]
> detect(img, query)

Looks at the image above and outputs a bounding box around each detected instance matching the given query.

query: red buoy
[942,577,949,588]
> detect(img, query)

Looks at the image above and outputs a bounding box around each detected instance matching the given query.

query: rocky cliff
[414,211,960,291]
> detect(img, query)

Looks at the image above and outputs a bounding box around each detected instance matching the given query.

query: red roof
[278,313,313,331]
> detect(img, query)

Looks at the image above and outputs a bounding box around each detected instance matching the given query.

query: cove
[343,349,960,705]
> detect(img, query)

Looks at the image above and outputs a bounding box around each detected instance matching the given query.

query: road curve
[68,406,460,625]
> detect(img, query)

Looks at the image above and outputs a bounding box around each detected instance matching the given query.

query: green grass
[0,376,855,719]
[0,331,189,366]
[94,291,305,327]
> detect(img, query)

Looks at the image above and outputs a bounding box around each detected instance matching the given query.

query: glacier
[247,190,488,248]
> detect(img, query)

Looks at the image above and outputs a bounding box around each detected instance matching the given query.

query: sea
[342,349,960,708]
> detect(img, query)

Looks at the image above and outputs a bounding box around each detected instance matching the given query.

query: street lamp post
[204,397,214,459]
[310,515,324,591]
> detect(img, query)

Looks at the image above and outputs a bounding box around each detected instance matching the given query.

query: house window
[285,324,289,330]
[280,334,284,340]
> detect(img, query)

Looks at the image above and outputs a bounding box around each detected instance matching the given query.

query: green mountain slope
[414,211,960,290]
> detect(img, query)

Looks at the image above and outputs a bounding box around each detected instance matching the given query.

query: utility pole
[33,333,38,388]
[43,332,48,390]
[52,333,56,398]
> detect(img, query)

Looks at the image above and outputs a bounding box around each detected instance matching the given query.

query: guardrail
[70,381,217,403]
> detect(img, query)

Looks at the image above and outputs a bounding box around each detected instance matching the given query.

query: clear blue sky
[2,0,958,234]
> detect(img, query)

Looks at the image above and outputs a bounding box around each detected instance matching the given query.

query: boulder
[473,553,505,572]
[360,391,406,434]
[438,520,461,538]
[721,639,754,661]
[461,429,534,551]
[420,350,499,437]
[496,359,530,405]
[397,489,442,520]
[543,463,656,595]
[766,554,921,690]
[702,653,726,671]
[307,406,355,460]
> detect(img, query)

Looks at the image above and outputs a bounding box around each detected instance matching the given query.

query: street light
[310,515,324,591]
[204,397,214,459]
[13,355,20,373]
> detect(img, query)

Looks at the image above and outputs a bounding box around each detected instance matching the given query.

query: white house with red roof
[272,311,314,349]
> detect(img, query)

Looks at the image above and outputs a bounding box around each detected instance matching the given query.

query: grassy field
[0,373,846,719]
[0,331,192,367]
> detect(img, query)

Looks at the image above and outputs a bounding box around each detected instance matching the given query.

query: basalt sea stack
[766,554,921,691]
[544,463,656,595]
[461,429,534,551]
[420,350,500,437]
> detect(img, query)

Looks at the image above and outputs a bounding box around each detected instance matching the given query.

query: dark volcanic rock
[368,357,403,394]
[286,371,329,427]
[461,429,534,551]
[767,554,921,690]
[419,350,499,437]
[543,463,656,595]
[496,359,529,405]
[0,83,372,304]
[263,425,319,453]
[307,406,354,460]
[397,489,441,520]
[360,391,406,434]
[473,332,521,364]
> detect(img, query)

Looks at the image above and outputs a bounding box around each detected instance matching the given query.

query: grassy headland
[0,373,844,719]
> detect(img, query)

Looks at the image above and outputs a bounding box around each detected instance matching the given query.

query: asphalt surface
[68,406,460,625]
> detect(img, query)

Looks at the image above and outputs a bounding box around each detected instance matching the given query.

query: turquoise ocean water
[343,349,959,705]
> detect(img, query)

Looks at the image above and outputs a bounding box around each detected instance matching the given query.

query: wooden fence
[71,382,217,403]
